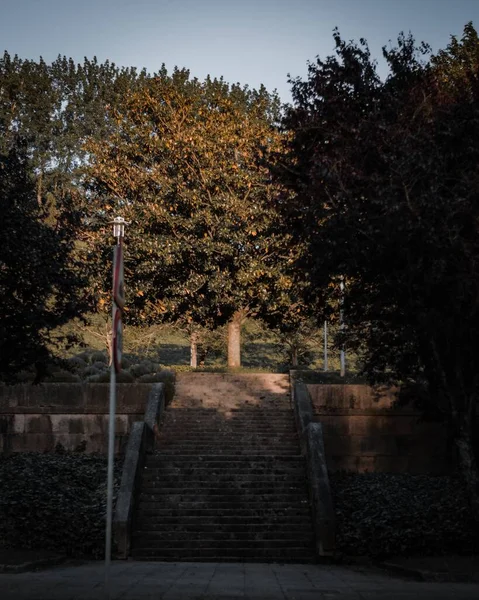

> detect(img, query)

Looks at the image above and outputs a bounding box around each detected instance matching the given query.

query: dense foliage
[84,70,295,366]
[278,24,479,509]
[330,473,479,559]
[0,136,88,381]
[0,52,148,381]
[0,453,121,558]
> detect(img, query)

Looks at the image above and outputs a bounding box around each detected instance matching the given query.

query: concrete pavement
[1,560,479,599]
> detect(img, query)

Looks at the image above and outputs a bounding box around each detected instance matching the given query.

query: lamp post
[340,278,346,378]
[323,321,328,372]
[105,216,127,599]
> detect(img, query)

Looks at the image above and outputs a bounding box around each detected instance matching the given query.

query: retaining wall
[0,384,152,454]
[307,384,451,473]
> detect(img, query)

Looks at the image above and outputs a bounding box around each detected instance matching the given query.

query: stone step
[134,520,312,531]
[141,477,307,487]
[147,454,303,461]
[158,432,298,444]
[144,463,305,472]
[143,465,305,474]
[133,531,315,544]
[132,537,313,549]
[138,502,309,512]
[141,484,307,494]
[164,408,293,413]
[155,449,300,456]
[140,487,306,503]
[155,447,300,453]
[130,548,316,562]
[137,503,311,523]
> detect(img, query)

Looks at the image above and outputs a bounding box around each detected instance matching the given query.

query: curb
[378,561,427,581]
[0,555,65,574]
[377,561,476,583]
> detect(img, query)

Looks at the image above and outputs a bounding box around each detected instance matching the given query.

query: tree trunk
[291,347,298,367]
[190,332,198,368]
[227,311,243,368]
[37,170,43,208]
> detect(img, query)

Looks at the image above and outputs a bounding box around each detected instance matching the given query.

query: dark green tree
[0,132,89,381]
[279,24,479,510]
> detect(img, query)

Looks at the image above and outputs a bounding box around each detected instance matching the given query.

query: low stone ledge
[292,381,313,453]
[113,383,165,558]
[291,378,336,558]
[113,421,146,559]
[144,383,165,450]
[304,422,336,556]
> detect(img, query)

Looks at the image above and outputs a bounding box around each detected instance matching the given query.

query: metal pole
[105,245,117,600]
[104,347,116,598]
[323,321,328,372]
[340,280,346,377]
[105,216,127,600]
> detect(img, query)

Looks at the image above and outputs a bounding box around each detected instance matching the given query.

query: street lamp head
[110,216,129,240]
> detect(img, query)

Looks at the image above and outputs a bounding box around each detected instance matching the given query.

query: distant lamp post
[340,278,346,378]
[105,215,128,599]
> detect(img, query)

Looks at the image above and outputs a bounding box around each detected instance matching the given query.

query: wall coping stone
[113,383,165,559]
[305,422,336,556]
[291,376,336,558]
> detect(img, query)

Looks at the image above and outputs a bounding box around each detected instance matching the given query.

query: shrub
[0,453,121,558]
[94,370,135,383]
[90,352,107,364]
[128,361,158,378]
[66,356,88,371]
[330,472,479,559]
[82,366,102,378]
[46,370,81,383]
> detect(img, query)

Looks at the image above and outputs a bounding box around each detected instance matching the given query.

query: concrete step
[132,540,314,551]
[137,505,311,517]
[139,493,308,504]
[155,449,300,456]
[138,502,309,513]
[130,548,316,562]
[141,481,307,496]
[141,478,307,488]
[143,465,306,474]
[134,520,312,531]
[147,454,303,461]
[136,512,311,522]
[132,532,314,544]
[157,436,298,442]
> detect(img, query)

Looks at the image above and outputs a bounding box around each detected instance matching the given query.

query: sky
[1,0,478,102]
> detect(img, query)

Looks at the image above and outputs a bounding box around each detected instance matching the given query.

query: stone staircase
[131,373,316,562]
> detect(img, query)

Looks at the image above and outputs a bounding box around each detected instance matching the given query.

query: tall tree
[0,130,89,381]
[85,69,291,367]
[279,25,479,510]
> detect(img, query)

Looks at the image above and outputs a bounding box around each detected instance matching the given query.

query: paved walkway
[1,560,479,599]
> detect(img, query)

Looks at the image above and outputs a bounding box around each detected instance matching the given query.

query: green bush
[129,361,159,378]
[46,370,81,383]
[330,472,479,559]
[0,453,121,558]
[90,352,107,364]
[94,370,135,383]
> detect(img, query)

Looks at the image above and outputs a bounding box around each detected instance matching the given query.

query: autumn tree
[86,69,292,367]
[279,25,479,510]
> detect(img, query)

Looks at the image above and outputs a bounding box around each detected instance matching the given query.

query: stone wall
[307,384,451,474]
[0,384,152,454]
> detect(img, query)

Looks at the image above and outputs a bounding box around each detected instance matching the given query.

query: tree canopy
[85,69,294,365]
[278,23,479,509]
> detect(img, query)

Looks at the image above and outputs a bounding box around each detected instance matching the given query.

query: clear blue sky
[1,0,478,101]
